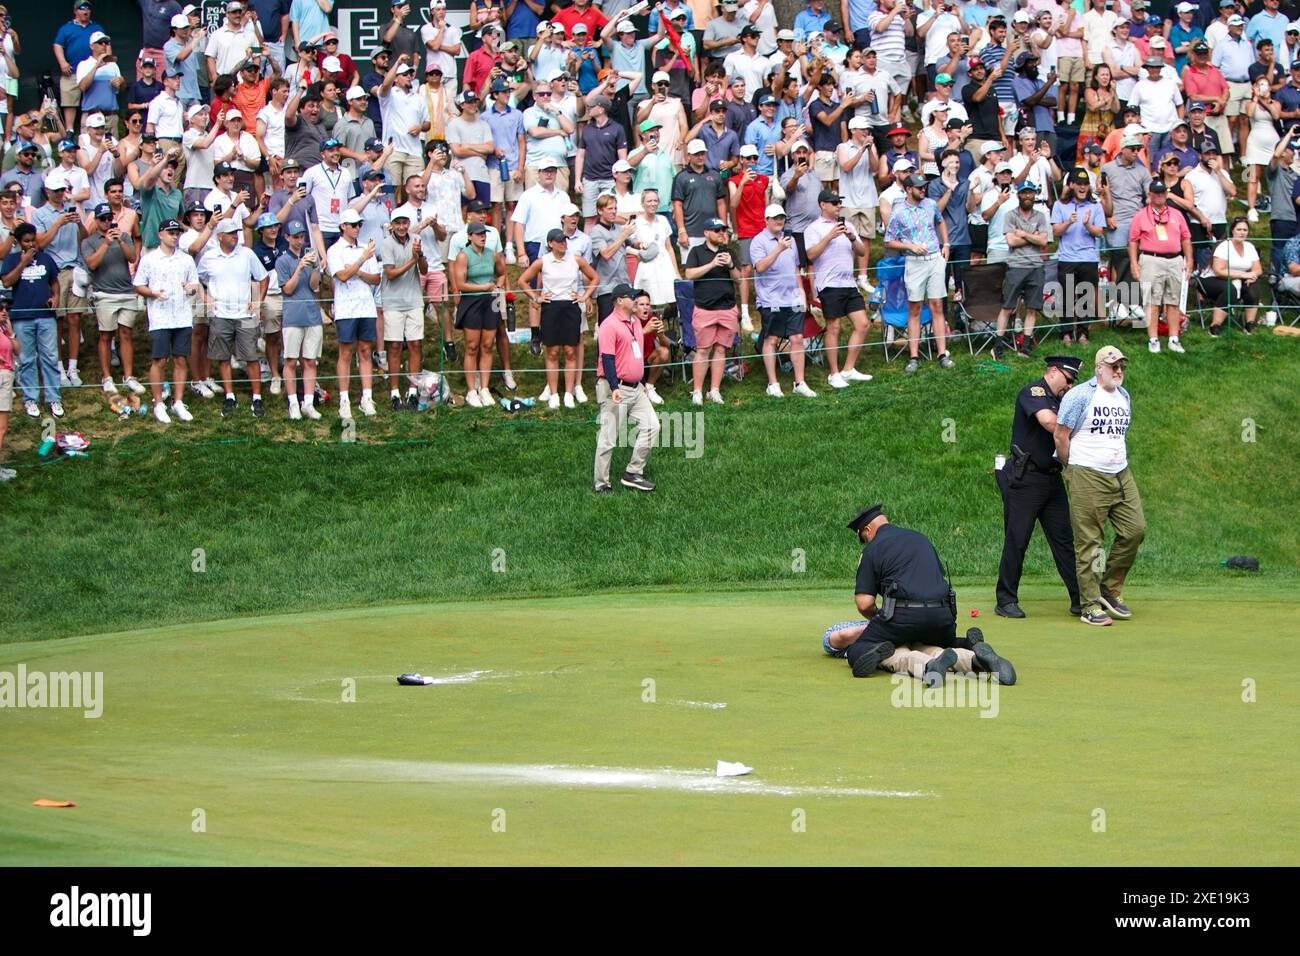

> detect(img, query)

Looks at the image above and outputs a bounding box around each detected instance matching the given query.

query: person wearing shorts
[328,208,383,419]
[683,217,742,405]
[483,79,526,237]
[133,218,199,423]
[576,95,627,227]
[380,207,428,411]
[517,227,599,408]
[750,204,816,399]
[275,222,324,420]
[991,182,1050,358]
[882,173,954,373]
[451,221,504,408]
[199,218,269,417]
[805,189,872,388]
[82,201,144,396]
[250,215,285,396]
[1127,181,1192,354]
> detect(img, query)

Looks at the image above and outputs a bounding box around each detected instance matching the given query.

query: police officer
[994,356,1083,619]
[838,503,1017,683]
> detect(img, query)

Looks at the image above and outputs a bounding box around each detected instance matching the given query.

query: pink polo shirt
[597,309,645,385]
[1129,204,1190,254]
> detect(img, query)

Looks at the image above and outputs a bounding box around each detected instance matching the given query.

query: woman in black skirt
[452,222,508,407]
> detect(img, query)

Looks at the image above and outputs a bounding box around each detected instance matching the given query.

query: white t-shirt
[180,227,216,261]
[837,140,879,209]
[302,162,355,234]
[197,244,267,319]
[1083,10,1119,65]
[511,184,569,244]
[840,68,899,125]
[56,164,91,206]
[213,131,262,172]
[203,188,251,244]
[1209,238,1259,276]
[257,103,287,159]
[1127,78,1184,134]
[723,50,769,96]
[1066,385,1130,474]
[391,200,445,272]
[920,11,963,67]
[147,92,184,140]
[327,238,382,317]
[134,247,200,330]
[967,165,996,224]
[743,0,779,56]
[183,128,216,190]
[379,86,429,158]
[420,21,463,77]
[1184,164,1228,224]
[445,116,493,183]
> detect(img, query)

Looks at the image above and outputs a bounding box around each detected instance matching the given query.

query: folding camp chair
[958,260,1006,356]
[874,256,932,362]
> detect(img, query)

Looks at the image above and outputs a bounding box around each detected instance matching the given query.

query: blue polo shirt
[1247,10,1289,60]
[507,1,541,40]
[744,116,782,175]
[484,104,526,170]
[2,249,59,321]
[1212,34,1254,81]
[794,8,833,39]
[53,20,104,68]
[700,123,740,171]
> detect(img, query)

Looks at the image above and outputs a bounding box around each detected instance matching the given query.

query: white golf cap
[339,209,364,225]
[170,13,189,28]
[88,30,110,44]
[1012,10,1030,22]
[791,140,811,153]
[652,71,672,85]
[395,63,413,75]
[1149,35,1167,48]
[981,140,1007,156]
[616,20,635,33]
[389,207,411,221]
[847,116,870,130]
[764,203,786,218]
[43,170,67,190]
[1228,14,1245,26]
[182,4,197,13]
[739,143,759,157]
[346,86,368,100]
[892,158,915,171]
[572,23,588,33]
[1176,1,1196,10]
[186,103,208,119]
[1124,123,1149,136]
[216,218,241,234]
[322,55,343,73]
[612,159,633,173]
[536,157,562,169]
[777,28,797,41]
[84,112,106,128]
[995,161,1014,173]
[560,202,580,217]
[686,139,708,154]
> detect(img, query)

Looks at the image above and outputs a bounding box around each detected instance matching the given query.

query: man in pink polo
[594,283,660,494]
[1127,180,1192,355]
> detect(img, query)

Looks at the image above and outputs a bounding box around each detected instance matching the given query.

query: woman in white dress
[631,188,679,308]
[1243,78,1281,222]
[917,104,949,178]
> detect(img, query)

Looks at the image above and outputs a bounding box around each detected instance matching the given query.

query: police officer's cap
[1044,355,1081,381]
[848,503,885,534]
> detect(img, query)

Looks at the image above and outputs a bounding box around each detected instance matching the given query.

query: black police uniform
[995,374,1080,610]
[853,524,972,650]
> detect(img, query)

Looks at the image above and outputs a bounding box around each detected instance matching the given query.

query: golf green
[2,584,1295,866]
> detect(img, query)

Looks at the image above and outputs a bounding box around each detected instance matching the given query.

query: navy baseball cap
[364,137,383,151]
[546,227,567,242]
[491,79,511,94]
[703,217,729,231]
[363,167,385,180]
[160,218,182,232]
[93,202,113,219]
[758,93,777,106]
[285,221,307,236]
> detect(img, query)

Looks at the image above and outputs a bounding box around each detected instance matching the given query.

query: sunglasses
[535,90,552,97]
[1104,360,1127,370]
[655,83,670,90]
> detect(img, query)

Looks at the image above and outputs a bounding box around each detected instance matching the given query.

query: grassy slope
[1,323,1297,643]
[1,586,1295,866]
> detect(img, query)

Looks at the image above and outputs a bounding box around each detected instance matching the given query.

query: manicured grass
[1,585,1295,866]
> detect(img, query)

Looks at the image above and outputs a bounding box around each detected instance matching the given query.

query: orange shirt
[232,78,272,130]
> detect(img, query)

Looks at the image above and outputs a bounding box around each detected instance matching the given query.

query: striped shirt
[867,10,908,62]
[980,44,1016,101]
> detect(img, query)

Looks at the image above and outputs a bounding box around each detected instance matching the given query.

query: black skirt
[455,292,500,331]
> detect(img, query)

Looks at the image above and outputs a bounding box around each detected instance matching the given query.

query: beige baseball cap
[1095,345,1126,365]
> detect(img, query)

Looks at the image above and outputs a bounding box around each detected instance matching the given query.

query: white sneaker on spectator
[288,401,302,420]
[171,401,194,422]
[302,402,322,420]
[1168,338,1185,353]
[124,376,145,395]
[563,392,575,409]
[1247,207,1259,223]
[793,381,817,397]
[740,308,754,333]
[766,382,783,397]
[646,383,664,405]
[573,384,588,403]
[503,370,517,390]
[102,377,118,394]
[538,385,552,402]
[827,372,849,388]
[0,466,15,481]
[23,399,39,418]
[857,275,877,295]
[67,367,82,387]
[202,378,217,394]
[50,402,65,417]
[478,387,492,406]
[153,402,171,424]
[339,394,353,419]
[60,369,71,387]
[375,351,389,372]
[842,367,873,382]
[359,395,377,416]
[1148,338,1161,353]
[548,393,560,409]
[270,376,282,395]
[191,381,209,399]
[690,390,703,406]
[707,388,724,404]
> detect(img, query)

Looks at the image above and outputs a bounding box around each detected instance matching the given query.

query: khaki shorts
[57,269,88,316]
[383,306,424,342]
[1057,56,1085,84]
[814,150,838,183]
[282,324,323,360]
[1225,82,1252,118]
[385,151,426,195]
[843,206,877,240]
[59,73,82,109]
[0,368,13,413]
[904,252,947,302]
[189,290,209,326]
[524,164,571,193]
[261,294,283,333]
[490,164,525,204]
[1139,253,1186,307]
[93,292,141,332]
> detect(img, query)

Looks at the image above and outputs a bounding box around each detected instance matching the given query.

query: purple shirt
[1050,198,1106,262]
[749,227,801,308]
[805,216,856,291]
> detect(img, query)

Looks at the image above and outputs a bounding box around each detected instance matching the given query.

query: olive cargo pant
[1063,464,1147,609]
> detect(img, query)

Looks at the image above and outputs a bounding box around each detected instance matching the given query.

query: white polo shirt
[510,183,569,244]
[327,238,381,318]
[197,243,267,320]
[205,21,259,78]
[134,247,200,330]
[203,188,251,244]
[146,91,184,139]
[379,85,429,158]
[301,161,354,234]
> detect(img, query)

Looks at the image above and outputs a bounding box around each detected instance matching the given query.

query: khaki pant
[385,151,426,196]
[881,643,976,679]
[1063,465,1146,609]
[594,378,659,489]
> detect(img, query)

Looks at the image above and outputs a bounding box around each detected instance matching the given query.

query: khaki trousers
[1063,464,1146,608]
[594,379,659,489]
[882,644,976,679]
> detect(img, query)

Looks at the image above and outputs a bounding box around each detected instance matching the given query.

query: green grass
[1,585,1296,866]
[1,320,1297,644]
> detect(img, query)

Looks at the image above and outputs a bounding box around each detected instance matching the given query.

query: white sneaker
[288,402,302,420]
[171,401,193,422]
[359,395,377,416]
[857,275,877,295]
[60,369,71,387]
[124,376,146,395]
[0,466,15,481]
[691,390,704,406]
[707,388,724,404]
[302,402,322,420]
[23,399,39,418]
[203,377,218,393]
[765,382,783,397]
[842,367,873,383]
[573,384,588,404]
[563,391,575,409]
[153,402,171,424]
[793,381,817,397]
[339,394,353,419]
[478,387,492,406]
[1148,338,1161,354]
[538,385,552,402]
[1168,338,1185,354]
[503,370,517,390]
[1247,207,1260,223]
[375,351,389,372]
[740,310,754,333]
[270,376,282,395]
[191,381,210,399]
[50,402,65,417]
[645,383,664,405]
[102,377,118,394]
[827,372,849,389]
[547,393,560,409]
[67,367,82,387]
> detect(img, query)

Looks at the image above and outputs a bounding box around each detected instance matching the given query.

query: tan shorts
[1225,82,1252,118]
[0,368,12,413]
[383,306,424,342]
[59,73,82,108]
[1139,253,1186,307]
[385,151,426,195]
[490,164,525,204]
[282,324,323,360]
[904,252,947,302]
[261,294,283,333]
[94,292,141,332]
[57,269,88,316]
[523,164,571,193]
[843,206,877,240]
[814,150,838,183]
[1056,56,1085,84]
[189,291,209,326]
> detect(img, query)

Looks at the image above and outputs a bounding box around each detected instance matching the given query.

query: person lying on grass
[820,620,1018,687]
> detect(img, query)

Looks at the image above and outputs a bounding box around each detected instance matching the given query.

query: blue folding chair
[874,256,932,362]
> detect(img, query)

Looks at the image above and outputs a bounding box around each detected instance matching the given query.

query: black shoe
[1209,323,1223,337]
[406,391,419,412]
[391,394,402,412]
[1069,603,1083,617]
[529,338,542,356]
[251,397,265,419]
[1017,334,1037,356]
[973,642,1017,685]
[847,639,895,678]
[594,484,612,494]
[1098,588,1132,620]
[620,472,655,492]
[443,341,458,363]
[923,648,958,689]
[995,602,1026,619]
[965,626,984,645]
[221,396,236,418]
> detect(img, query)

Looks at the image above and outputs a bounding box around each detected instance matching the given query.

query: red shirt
[1182,65,1228,111]
[735,173,770,239]
[597,308,645,384]
[1129,203,1190,254]
[463,48,501,98]
[551,5,609,39]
